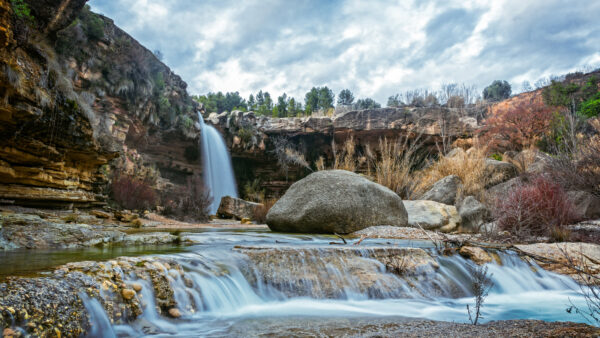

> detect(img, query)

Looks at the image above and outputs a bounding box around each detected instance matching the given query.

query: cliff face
[206,107,481,198]
[0,0,200,207]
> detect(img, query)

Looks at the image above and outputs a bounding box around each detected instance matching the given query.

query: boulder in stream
[266,170,408,234]
[217,196,263,220]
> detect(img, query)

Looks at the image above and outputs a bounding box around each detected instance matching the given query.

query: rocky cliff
[0,0,201,207]
[205,107,481,198]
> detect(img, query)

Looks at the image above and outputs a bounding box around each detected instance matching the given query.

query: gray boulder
[266,170,408,234]
[567,191,600,219]
[484,159,518,187]
[458,196,489,233]
[420,175,462,205]
[403,200,460,232]
[487,176,523,198]
[217,196,263,220]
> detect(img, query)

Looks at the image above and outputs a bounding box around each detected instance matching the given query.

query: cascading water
[197,112,238,214]
[77,231,595,337]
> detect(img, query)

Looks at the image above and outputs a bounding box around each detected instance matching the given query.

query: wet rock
[235,245,439,298]
[420,175,462,205]
[484,159,518,188]
[131,283,143,292]
[403,200,460,232]
[515,242,600,283]
[217,196,263,220]
[121,289,135,300]
[267,170,408,234]
[458,196,489,233]
[459,246,492,264]
[168,308,181,318]
[567,191,600,219]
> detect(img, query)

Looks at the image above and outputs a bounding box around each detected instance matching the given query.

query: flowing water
[197,113,238,214]
[74,230,594,336]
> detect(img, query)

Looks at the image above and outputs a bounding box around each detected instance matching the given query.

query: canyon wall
[0,0,201,207]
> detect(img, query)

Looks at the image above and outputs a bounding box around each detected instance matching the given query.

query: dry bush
[161,175,212,222]
[547,119,600,198]
[332,136,358,172]
[272,137,311,178]
[252,198,277,224]
[504,148,539,173]
[372,137,423,199]
[110,173,157,211]
[414,146,490,202]
[493,175,580,238]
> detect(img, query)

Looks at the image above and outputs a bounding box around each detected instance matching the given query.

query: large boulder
[266,170,408,234]
[458,196,489,233]
[217,196,263,220]
[486,176,522,198]
[403,200,460,232]
[420,175,462,205]
[484,159,518,187]
[567,191,600,219]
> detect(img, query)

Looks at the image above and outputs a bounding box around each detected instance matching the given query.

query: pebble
[168,308,181,318]
[131,283,143,292]
[121,289,136,300]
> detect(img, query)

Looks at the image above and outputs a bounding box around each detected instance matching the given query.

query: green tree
[337,89,355,106]
[387,94,402,107]
[318,87,335,110]
[355,98,381,109]
[483,80,511,101]
[304,86,334,113]
[276,93,288,117]
[248,94,256,111]
[304,87,319,113]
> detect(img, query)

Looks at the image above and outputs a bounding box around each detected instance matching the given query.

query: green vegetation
[579,92,600,118]
[483,80,511,101]
[337,89,355,106]
[80,5,105,40]
[355,97,381,109]
[194,91,246,114]
[10,0,34,22]
[542,76,599,115]
[304,86,334,113]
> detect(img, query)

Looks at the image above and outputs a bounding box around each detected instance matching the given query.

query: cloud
[90,0,600,104]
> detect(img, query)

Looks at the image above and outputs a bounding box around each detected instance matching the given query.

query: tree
[318,87,335,110]
[287,97,302,117]
[387,94,402,107]
[521,80,532,93]
[483,80,511,101]
[153,49,163,61]
[276,93,288,117]
[248,94,256,111]
[305,86,334,113]
[355,98,381,109]
[337,89,355,106]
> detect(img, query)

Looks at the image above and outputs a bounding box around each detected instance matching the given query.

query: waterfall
[197,112,238,214]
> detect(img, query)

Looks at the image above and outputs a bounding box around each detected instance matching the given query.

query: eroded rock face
[217,196,263,220]
[567,191,600,219]
[266,170,408,234]
[420,175,461,205]
[403,200,460,232]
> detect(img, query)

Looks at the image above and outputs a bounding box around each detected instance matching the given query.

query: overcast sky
[90,0,600,104]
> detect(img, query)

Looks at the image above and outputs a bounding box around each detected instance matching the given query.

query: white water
[76,231,597,336]
[197,113,238,214]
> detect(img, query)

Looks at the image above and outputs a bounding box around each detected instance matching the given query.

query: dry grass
[505,147,538,173]
[414,146,490,202]
[332,136,358,172]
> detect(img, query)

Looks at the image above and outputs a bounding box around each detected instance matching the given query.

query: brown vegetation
[110,173,157,211]
[161,175,212,222]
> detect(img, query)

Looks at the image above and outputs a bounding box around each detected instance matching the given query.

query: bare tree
[467,264,494,325]
[561,247,600,324]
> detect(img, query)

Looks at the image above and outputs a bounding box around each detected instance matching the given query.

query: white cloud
[90,0,600,104]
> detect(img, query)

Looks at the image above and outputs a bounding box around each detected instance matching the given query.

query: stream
[52,229,593,336]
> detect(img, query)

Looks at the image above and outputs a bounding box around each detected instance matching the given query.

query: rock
[131,283,143,292]
[168,308,181,318]
[420,175,461,205]
[266,170,408,234]
[484,159,518,187]
[2,328,19,338]
[458,196,489,233]
[114,211,138,223]
[459,246,492,264]
[513,149,551,174]
[446,148,466,158]
[567,191,600,219]
[90,210,111,219]
[217,196,263,220]
[514,243,600,283]
[121,289,136,300]
[486,176,523,198]
[403,200,460,232]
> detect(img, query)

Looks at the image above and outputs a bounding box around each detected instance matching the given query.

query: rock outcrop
[458,196,489,233]
[0,1,200,207]
[266,170,408,234]
[207,107,483,199]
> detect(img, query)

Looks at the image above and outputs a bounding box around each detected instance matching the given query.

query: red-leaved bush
[480,101,554,152]
[110,174,157,211]
[494,176,580,238]
[161,174,212,222]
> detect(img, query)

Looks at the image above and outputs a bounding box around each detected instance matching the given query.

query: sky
[89,0,600,104]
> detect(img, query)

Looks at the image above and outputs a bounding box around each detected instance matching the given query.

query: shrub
[243,178,265,203]
[483,80,511,101]
[479,102,554,151]
[161,175,212,222]
[110,174,157,211]
[493,176,580,238]
[372,137,423,199]
[10,0,33,21]
[579,92,600,118]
